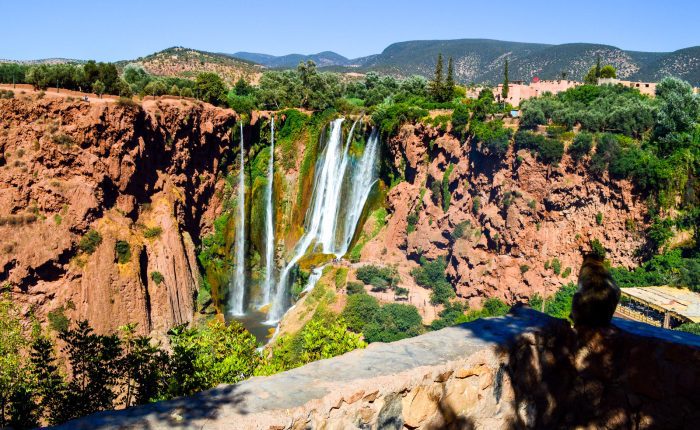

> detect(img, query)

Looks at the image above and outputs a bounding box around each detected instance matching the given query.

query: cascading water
[339,127,380,255]
[229,123,246,316]
[266,118,380,323]
[262,118,275,306]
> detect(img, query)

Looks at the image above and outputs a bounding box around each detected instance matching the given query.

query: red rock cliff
[0,96,238,337]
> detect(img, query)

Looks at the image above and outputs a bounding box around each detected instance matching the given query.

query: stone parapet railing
[55,307,700,429]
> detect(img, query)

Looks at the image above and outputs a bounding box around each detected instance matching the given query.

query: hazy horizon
[1,0,699,62]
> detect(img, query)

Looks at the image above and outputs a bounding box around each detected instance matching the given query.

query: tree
[119,324,167,407]
[599,65,617,79]
[92,79,105,98]
[429,53,444,102]
[0,295,31,428]
[194,72,228,106]
[59,321,122,421]
[451,104,469,135]
[29,337,65,425]
[502,58,509,100]
[341,294,381,333]
[653,77,700,153]
[443,56,455,102]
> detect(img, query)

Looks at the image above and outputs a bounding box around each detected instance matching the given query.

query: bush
[346,282,365,295]
[591,239,606,259]
[596,212,604,226]
[568,132,594,161]
[562,267,572,278]
[363,303,423,343]
[406,209,419,233]
[78,229,102,254]
[451,221,471,239]
[676,323,700,335]
[143,226,163,238]
[48,306,70,332]
[355,265,398,288]
[451,104,469,134]
[411,256,454,305]
[514,130,564,165]
[115,240,131,264]
[341,294,381,333]
[150,271,164,285]
[551,258,562,275]
[471,120,512,157]
[52,133,75,146]
[520,264,530,274]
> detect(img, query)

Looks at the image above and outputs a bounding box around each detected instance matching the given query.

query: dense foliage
[411,256,455,305]
[341,293,423,343]
[0,292,363,428]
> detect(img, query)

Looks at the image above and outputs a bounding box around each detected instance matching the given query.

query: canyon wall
[0,96,238,336]
[360,122,648,309]
[55,306,700,429]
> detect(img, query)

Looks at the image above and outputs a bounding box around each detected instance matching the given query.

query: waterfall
[266,119,380,323]
[339,127,380,255]
[262,118,275,306]
[229,123,246,316]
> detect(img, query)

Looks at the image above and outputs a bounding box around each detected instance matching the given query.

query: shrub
[472,197,480,214]
[78,229,102,254]
[596,212,603,226]
[471,120,512,157]
[115,240,131,264]
[355,265,398,288]
[520,264,530,274]
[676,323,700,335]
[52,133,75,146]
[514,130,564,165]
[342,294,381,333]
[551,258,562,275]
[591,239,606,259]
[48,306,70,332]
[411,256,454,305]
[150,271,164,285]
[568,132,594,161]
[363,303,423,343]
[451,221,471,239]
[562,267,572,278]
[406,209,418,233]
[116,97,137,108]
[144,226,163,238]
[346,282,365,295]
[442,164,454,211]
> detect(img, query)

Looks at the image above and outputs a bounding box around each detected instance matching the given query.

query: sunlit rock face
[56,307,700,429]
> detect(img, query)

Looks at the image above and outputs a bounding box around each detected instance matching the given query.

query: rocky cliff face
[0,96,238,336]
[362,123,648,307]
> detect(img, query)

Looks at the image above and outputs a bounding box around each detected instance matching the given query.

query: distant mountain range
[228,39,700,85]
[5,39,700,86]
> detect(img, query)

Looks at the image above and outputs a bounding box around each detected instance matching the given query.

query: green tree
[0,295,31,428]
[502,58,509,100]
[194,72,228,106]
[429,53,444,102]
[341,294,381,333]
[92,79,105,98]
[166,320,259,398]
[58,320,123,421]
[599,65,617,79]
[29,336,65,425]
[443,56,455,102]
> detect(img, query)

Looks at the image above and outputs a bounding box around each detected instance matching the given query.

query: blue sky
[1,0,698,61]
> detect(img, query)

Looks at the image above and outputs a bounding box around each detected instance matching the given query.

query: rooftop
[621,286,700,323]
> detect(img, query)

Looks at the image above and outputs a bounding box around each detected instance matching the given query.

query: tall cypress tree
[429,53,444,101]
[595,55,601,79]
[502,58,509,100]
[30,337,65,425]
[444,57,455,102]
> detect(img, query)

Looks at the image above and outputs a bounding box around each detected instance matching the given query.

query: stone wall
[55,307,700,429]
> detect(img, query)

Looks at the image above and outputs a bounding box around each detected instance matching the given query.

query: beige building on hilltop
[598,77,657,96]
[493,78,582,106]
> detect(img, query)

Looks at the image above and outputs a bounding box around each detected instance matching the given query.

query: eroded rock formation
[362,123,648,308]
[0,96,237,336]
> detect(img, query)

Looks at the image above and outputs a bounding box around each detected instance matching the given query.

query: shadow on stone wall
[54,384,249,430]
[467,305,700,429]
